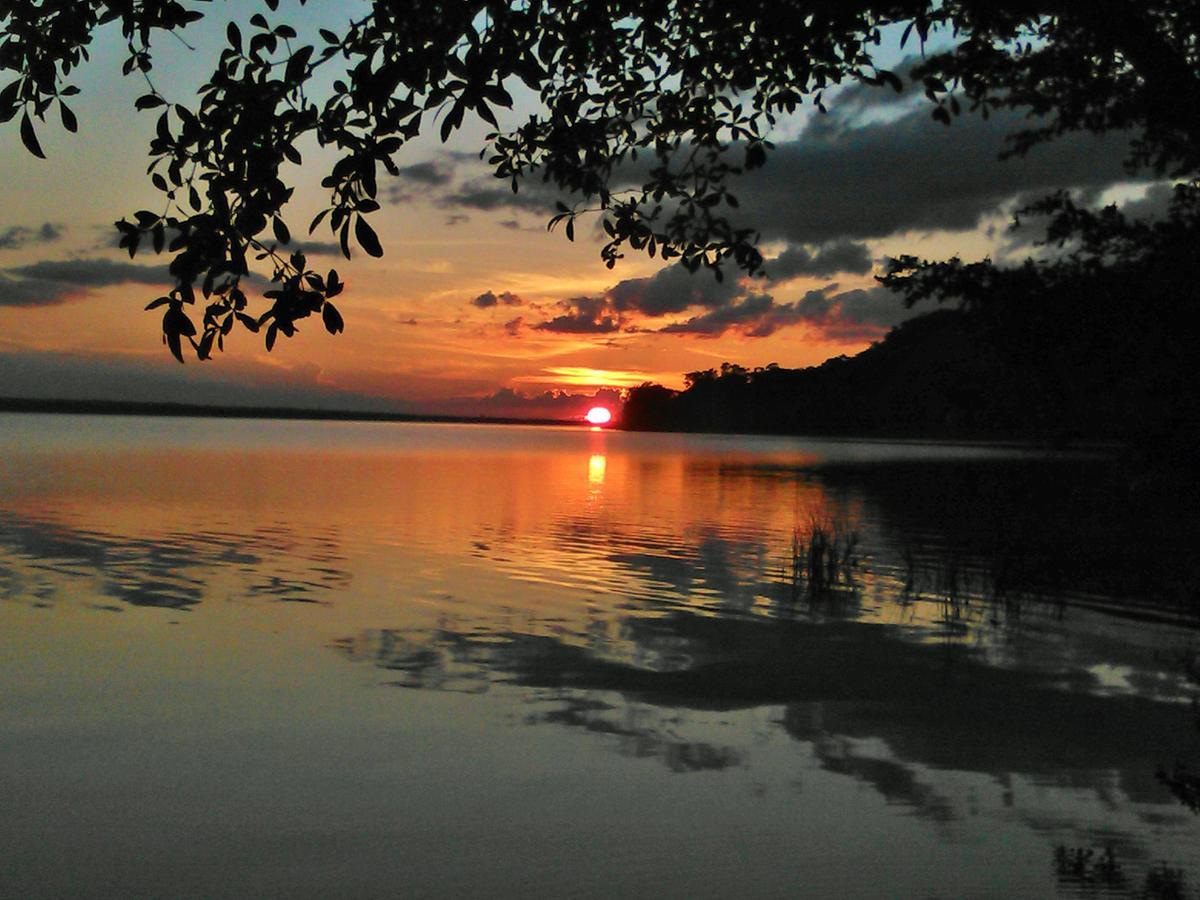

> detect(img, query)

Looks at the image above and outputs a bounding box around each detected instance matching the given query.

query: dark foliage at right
[623,182,1200,460]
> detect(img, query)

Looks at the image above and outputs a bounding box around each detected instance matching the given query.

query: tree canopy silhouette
[2,1,1198,361]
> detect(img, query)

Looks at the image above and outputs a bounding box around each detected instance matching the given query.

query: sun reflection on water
[588,453,606,485]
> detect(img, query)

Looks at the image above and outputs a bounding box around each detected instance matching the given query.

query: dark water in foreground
[1,415,1198,898]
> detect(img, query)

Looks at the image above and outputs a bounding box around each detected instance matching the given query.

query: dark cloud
[658,294,780,337]
[657,285,909,340]
[9,258,171,285]
[419,57,1138,253]
[470,290,524,309]
[0,256,278,308]
[764,240,873,282]
[503,316,523,336]
[712,54,1141,245]
[444,213,470,226]
[436,180,562,216]
[439,386,623,420]
[293,240,342,256]
[815,56,926,128]
[729,103,1143,246]
[607,264,741,317]
[0,222,63,251]
[997,182,1151,258]
[395,161,454,187]
[356,152,471,212]
[0,258,169,308]
[384,159,460,205]
[810,285,912,341]
[533,296,624,334]
[1120,182,1176,222]
[511,262,908,341]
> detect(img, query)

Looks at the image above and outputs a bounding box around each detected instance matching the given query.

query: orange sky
[0,7,1154,418]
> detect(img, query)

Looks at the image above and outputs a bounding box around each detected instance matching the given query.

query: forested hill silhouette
[621,289,1198,449]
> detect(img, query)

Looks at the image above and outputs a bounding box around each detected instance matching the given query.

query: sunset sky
[0,6,1158,419]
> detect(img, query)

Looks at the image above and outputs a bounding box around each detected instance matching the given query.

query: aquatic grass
[785,518,861,605]
[900,541,919,604]
[887,536,1048,631]
[1053,845,1125,891]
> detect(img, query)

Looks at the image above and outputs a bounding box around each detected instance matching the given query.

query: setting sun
[585,406,613,425]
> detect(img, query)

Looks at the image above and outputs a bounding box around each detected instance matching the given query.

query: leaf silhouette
[322,302,344,334]
[355,216,383,257]
[59,103,78,133]
[19,113,44,159]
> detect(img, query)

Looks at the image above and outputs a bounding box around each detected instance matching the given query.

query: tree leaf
[19,113,45,159]
[59,103,78,133]
[0,80,20,121]
[322,302,344,334]
[166,331,184,363]
[355,216,383,257]
[197,331,215,360]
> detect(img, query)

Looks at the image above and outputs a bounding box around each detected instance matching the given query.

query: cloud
[0,257,170,308]
[509,256,908,341]
[607,264,741,317]
[0,349,412,413]
[658,294,780,337]
[422,56,1140,254]
[806,285,912,341]
[0,222,63,251]
[995,181,1166,259]
[533,296,624,334]
[384,159,458,205]
[1120,182,1176,222]
[438,385,624,420]
[815,55,927,128]
[292,240,342,256]
[9,258,171,285]
[763,240,873,282]
[394,161,454,187]
[436,180,562,216]
[728,102,1144,246]
[657,285,909,340]
[470,290,524,309]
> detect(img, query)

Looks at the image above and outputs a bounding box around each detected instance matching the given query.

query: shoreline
[1,396,1126,452]
[0,396,577,429]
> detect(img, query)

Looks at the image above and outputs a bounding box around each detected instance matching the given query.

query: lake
[2,414,1198,898]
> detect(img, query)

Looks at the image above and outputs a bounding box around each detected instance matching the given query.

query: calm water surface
[1,414,1198,898]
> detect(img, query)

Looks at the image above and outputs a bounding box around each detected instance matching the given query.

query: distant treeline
[621,298,1198,447]
[0,396,573,428]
